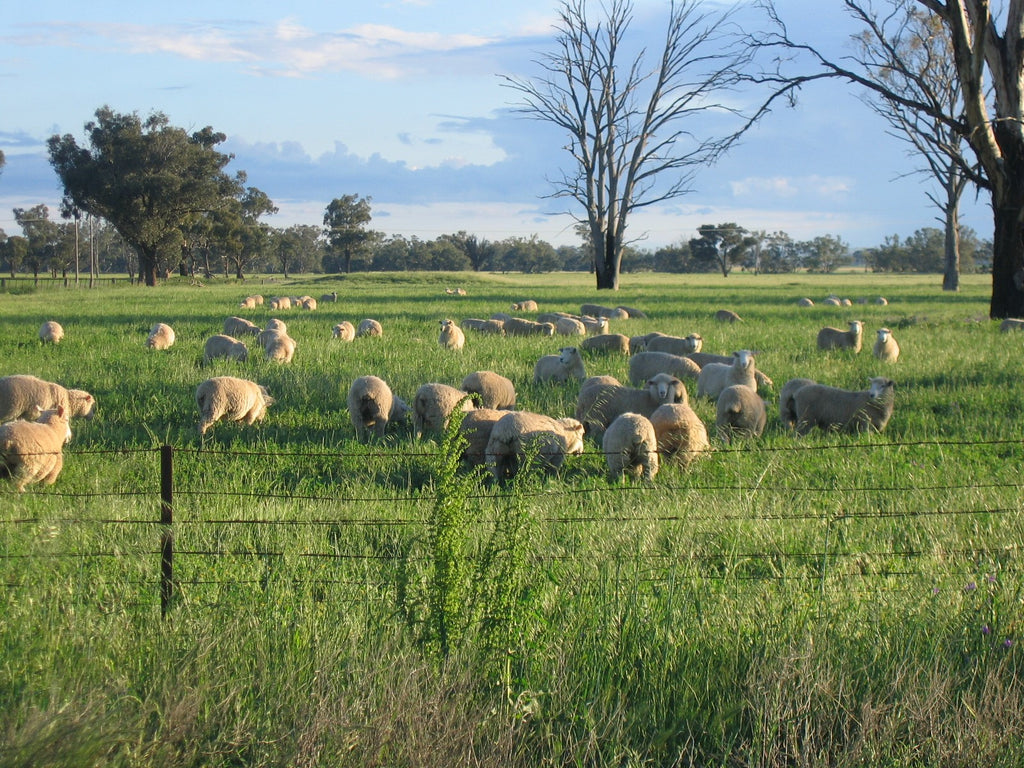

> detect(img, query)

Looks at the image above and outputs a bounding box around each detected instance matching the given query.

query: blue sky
[0,0,993,251]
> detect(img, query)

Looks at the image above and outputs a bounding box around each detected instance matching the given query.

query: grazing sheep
[602,412,659,482]
[580,316,610,335]
[778,377,817,430]
[332,321,356,341]
[269,296,292,310]
[629,351,701,386]
[298,296,318,310]
[485,411,585,482]
[875,296,889,305]
[793,377,896,436]
[575,373,686,439]
[581,303,628,320]
[696,350,757,399]
[413,382,476,439]
[616,305,648,319]
[715,385,767,444]
[461,371,516,410]
[872,327,900,362]
[320,292,338,303]
[438,319,466,351]
[649,403,710,469]
[503,317,555,337]
[257,329,296,363]
[462,318,506,335]
[817,320,864,352]
[715,309,743,323]
[39,321,64,344]
[459,408,507,466]
[534,346,587,384]
[555,316,587,336]
[490,311,514,323]
[822,296,842,307]
[645,333,703,356]
[0,406,72,492]
[537,311,576,325]
[0,375,95,424]
[239,296,258,309]
[628,332,667,353]
[203,334,248,364]
[581,333,631,355]
[265,318,287,334]
[512,300,539,312]
[798,298,814,307]
[1000,318,1024,332]
[841,298,853,307]
[223,316,261,337]
[195,376,274,436]
[347,375,409,442]
[357,319,383,338]
[581,375,622,389]
[145,322,176,350]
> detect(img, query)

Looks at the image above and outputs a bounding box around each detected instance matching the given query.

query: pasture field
[2,270,1024,767]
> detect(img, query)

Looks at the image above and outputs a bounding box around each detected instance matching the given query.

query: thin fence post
[160,444,174,618]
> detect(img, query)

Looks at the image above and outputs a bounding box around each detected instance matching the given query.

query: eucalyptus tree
[323,195,374,273]
[13,205,61,278]
[689,223,755,277]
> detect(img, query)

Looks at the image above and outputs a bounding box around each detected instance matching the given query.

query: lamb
[715,309,743,323]
[269,296,292,310]
[575,373,686,439]
[715,384,767,444]
[39,321,64,344]
[0,375,96,424]
[223,316,261,337]
[817,320,864,352]
[602,412,659,482]
[649,403,710,469]
[357,319,383,338]
[461,370,516,410]
[484,411,585,482]
[645,333,703,356]
[203,334,248,364]
[503,317,555,337]
[1000,318,1024,332]
[461,318,505,335]
[555,316,587,336]
[0,406,72,492]
[265,318,287,334]
[696,350,757,399]
[792,377,896,436]
[872,327,900,362]
[145,322,176,350]
[778,377,817,430]
[580,333,631,355]
[332,321,356,341]
[413,382,476,439]
[195,376,274,436]
[346,375,409,442]
[628,351,701,386]
[534,346,587,384]
[512,299,539,312]
[438,319,466,351]
[459,408,507,465]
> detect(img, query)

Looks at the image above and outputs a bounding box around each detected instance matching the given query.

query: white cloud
[728,175,853,200]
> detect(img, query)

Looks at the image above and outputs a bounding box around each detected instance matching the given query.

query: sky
[0,0,993,252]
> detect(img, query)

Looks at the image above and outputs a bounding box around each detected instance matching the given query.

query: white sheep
[715,384,767,444]
[203,334,248,364]
[298,296,317,310]
[798,298,814,307]
[223,316,261,337]
[628,332,664,353]
[649,403,710,469]
[581,303,629,320]
[461,318,506,335]
[715,309,743,323]
[196,376,275,436]
[484,411,585,482]
[875,296,889,305]
[269,296,292,310]
[461,371,516,410]
[239,296,258,309]
[257,329,296,363]
[357,318,383,338]
[873,328,900,362]
[265,318,287,334]
[0,374,96,424]
[817,320,864,352]
[332,321,356,341]
[628,351,701,386]
[645,333,703,356]
[696,350,757,399]
[580,316,609,335]
[555,316,587,336]
[616,305,648,319]
[537,311,577,325]
[822,296,842,307]
[39,321,64,344]
[346,375,409,442]
[0,406,72,492]
[575,373,686,439]
[459,408,507,465]
[580,333,631,355]
[512,299,538,312]
[413,382,476,439]
[687,351,774,393]
[602,412,659,482]
[778,377,817,430]
[145,323,176,350]
[581,375,622,389]
[793,377,896,436]
[438,319,466,350]
[534,346,587,384]
[490,311,513,323]
[320,292,338,303]
[503,317,555,337]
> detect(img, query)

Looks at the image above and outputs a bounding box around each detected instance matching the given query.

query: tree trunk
[942,209,960,292]
[594,232,619,290]
[989,190,1024,318]
[139,248,159,287]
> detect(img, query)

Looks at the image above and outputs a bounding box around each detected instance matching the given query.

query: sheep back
[817,320,864,352]
[602,412,659,481]
[696,350,757,399]
[649,403,710,469]
[645,333,703,356]
[332,321,356,341]
[356,319,383,337]
[39,321,64,344]
[485,411,585,482]
[196,376,274,435]
[580,333,631,355]
[575,373,685,438]
[461,371,516,410]
[0,407,72,491]
[459,408,508,465]
[203,334,248,364]
[793,377,895,435]
[715,385,767,444]
[413,383,475,439]
[629,351,701,386]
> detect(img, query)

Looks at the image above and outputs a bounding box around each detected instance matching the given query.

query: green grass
[2,270,1024,767]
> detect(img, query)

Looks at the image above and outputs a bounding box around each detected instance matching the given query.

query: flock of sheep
[0,291,903,491]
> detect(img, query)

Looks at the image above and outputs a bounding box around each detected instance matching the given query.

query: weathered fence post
[160,444,174,618]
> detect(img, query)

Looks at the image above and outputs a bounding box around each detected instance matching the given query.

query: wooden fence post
[160,444,174,618]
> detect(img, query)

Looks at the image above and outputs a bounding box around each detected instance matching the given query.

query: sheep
[581,333,631,355]
[0,406,72,492]
[257,329,296,363]
[357,318,383,338]
[715,384,767,444]
[239,296,258,309]
[1000,318,1024,332]
[575,373,686,439]
[534,346,587,384]
[203,335,248,364]
[298,296,318,310]
[269,296,292,310]
[145,322,176,350]
[645,333,703,356]
[490,311,513,323]
[778,377,817,430]
[875,296,889,305]
[462,318,506,335]
[616,305,648,319]
[438,319,466,351]
[413,382,476,439]
[555,316,587,336]
[628,332,666,353]
[602,412,659,482]
[581,375,622,389]
[459,408,507,465]
[696,350,757,399]
[686,351,774,393]
[346,375,409,442]
[580,316,609,335]
[872,327,900,362]
[537,311,576,324]
[649,403,710,469]
[628,351,701,386]
[461,371,516,410]
[265,318,287,334]
[817,320,864,352]
[822,296,842,307]
[798,298,814,307]
[581,303,629,320]
[0,375,96,424]
[793,377,896,436]
[223,316,261,337]
[512,299,538,312]
[39,321,64,344]
[841,298,853,307]
[332,321,356,341]
[715,309,743,323]
[485,411,585,482]
[503,317,555,337]
[320,291,338,303]
[195,376,274,436]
